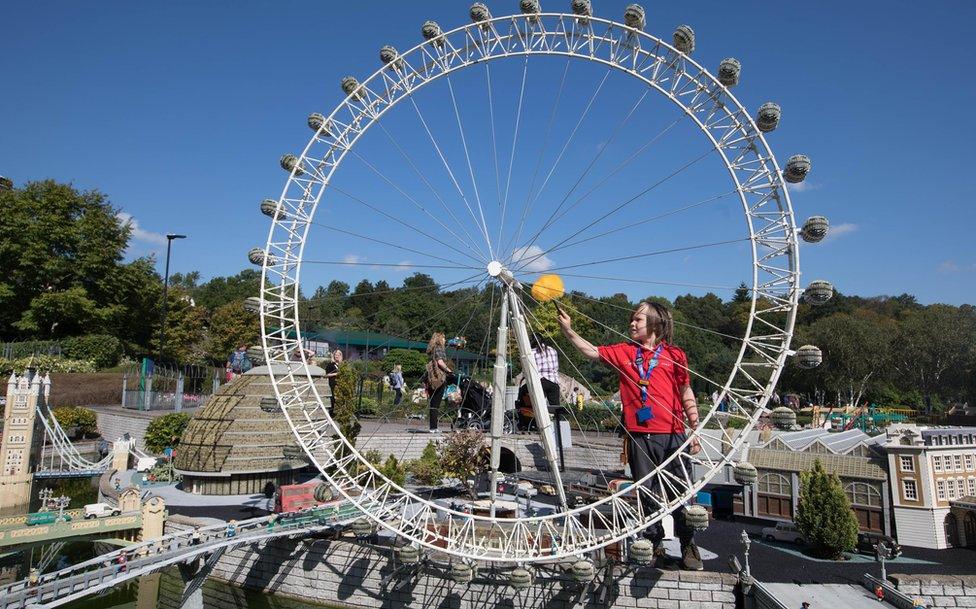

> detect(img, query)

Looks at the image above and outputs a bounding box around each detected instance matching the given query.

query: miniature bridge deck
[0,512,141,550]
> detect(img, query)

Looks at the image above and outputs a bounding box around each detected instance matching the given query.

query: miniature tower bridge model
[248,1,833,569]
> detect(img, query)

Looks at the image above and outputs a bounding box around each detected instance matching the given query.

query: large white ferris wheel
[251,1,832,567]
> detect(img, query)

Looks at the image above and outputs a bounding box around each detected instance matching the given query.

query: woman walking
[390,364,405,407]
[426,333,452,433]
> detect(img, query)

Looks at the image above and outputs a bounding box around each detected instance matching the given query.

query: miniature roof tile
[748,448,887,480]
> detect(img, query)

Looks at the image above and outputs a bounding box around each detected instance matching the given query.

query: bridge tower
[0,365,48,510]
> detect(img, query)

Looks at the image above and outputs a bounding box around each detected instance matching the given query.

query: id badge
[636,406,653,423]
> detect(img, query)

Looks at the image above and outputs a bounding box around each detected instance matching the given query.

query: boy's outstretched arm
[557,307,600,361]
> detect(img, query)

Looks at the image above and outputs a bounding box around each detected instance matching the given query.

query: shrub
[382,349,428,382]
[0,356,96,375]
[144,412,191,454]
[61,335,123,369]
[795,459,859,559]
[406,441,444,486]
[380,455,406,486]
[439,430,490,498]
[51,406,98,438]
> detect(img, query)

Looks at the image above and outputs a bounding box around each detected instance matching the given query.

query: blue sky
[2,1,974,305]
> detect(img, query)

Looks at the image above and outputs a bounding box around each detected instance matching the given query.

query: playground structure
[816,405,915,432]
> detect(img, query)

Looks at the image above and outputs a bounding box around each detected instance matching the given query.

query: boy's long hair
[638,301,675,344]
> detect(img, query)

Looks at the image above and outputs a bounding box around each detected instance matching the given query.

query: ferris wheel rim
[258,10,801,563]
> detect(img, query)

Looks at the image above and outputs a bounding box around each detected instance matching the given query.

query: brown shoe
[680,542,703,571]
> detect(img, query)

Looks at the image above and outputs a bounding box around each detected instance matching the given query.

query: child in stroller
[450,376,517,434]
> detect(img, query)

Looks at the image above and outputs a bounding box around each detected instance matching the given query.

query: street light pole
[157,234,186,364]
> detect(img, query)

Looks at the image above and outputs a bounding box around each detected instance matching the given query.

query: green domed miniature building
[174,363,332,495]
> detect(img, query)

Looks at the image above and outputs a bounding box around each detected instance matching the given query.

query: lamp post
[157,234,186,364]
[740,530,752,579]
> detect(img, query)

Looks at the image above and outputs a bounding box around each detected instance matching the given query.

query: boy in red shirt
[558,300,703,570]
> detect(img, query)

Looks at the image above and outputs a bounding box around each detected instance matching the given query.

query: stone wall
[199,533,736,609]
[94,406,197,452]
[889,574,976,609]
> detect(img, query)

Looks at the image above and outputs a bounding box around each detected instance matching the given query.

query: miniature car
[857,532,902,558]
[85,503,121,519]
[761,521,805,544]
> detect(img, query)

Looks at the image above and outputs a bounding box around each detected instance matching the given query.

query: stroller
[449,376,517,434]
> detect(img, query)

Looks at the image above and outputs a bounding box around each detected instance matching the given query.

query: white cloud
[342,254,363,264]
[938,260,976,274]
[117,212,167,246]
[787,181,821,193]
[511,245,554,272]
[822,222,857,242]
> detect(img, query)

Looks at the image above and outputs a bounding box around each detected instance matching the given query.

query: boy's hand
[557,307,572,332]
[689,436,701,455]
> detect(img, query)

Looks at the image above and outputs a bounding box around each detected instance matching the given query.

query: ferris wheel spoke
[485,63,502,211]
[346,150,489,263]
[513,115,683,259]
[510,144,719,275]
[498,56,529,249]
[508,68,613,259]
[407,96,494,261]
[302,259,477,271]
[301,270,486,306]
[445,76,495,259]
[513,87,651,265]
[534,189,739,261]
[519,237,750,276]
[374,122,485,255]
[330,184,484,266]
[309,220,477,268]
[501,59,571,259]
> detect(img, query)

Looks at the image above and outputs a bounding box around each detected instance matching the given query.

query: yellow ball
[531,274,565,302]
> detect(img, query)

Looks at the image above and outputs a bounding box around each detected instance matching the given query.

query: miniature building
[734,428,892,535]
[0,366,48,510]
[173,364,332,495]
[885,424,976,548]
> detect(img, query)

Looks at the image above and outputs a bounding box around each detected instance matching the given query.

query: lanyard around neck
[635,343,664,407]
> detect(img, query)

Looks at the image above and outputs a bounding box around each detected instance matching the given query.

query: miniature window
[903,479,918,501]
[900,456,914,472]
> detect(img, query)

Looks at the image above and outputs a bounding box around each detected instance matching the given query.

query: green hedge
[0,356,96,375]
[51,406,98,438]
[144,412,191,454]
[62,335,123,369]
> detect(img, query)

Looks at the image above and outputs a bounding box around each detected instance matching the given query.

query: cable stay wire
[498,56,530,250]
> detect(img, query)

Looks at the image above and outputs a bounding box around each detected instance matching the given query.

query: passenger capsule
[630,539,654,565]
[243,296,263,313]
[784,154,811,184]
[313,483,334,503]
[624,4,646,30]
[571,0,592,18]
[451,561,475,584]
[340,76,363,100]
[673,25,695,54]
[248,247,266,266]
[509,566,534,590]
[260,199,285,220]
[307,112,331,135]
[421,20,443,45]
[571,559,596,584]
[684,504,709,531]
[259,397,279,413]
[520,0,541,18]
[396,544,420,565]
[771,406,798,429]
[470,3,491,24]
[349,518,375,538]
[756,102,781,133]
[803,280,834,305]
[379,45,402,68]
[733,461,758,486]
[795,345,823,369]
[279,154,303,176]
[718,57,741,87]
[800,216,829,243]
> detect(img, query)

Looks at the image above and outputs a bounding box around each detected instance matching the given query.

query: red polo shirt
[597,341,690,434]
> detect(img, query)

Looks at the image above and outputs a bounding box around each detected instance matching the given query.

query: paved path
[763,582,896,609]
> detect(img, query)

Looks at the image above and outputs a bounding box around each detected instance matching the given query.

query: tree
[0,181,130,339]
[382,348,427,382]
[149,287,207,363]
[407,441,444,486]
[192,270,262,311]
[144,412,191,454]
[438,430,490,499]
[794,459,859,559]
[205,301,260,363]
[331,362,361,465]
[51,406,98,438]
[803,311,895,407]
